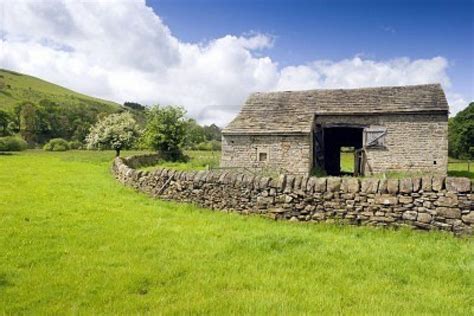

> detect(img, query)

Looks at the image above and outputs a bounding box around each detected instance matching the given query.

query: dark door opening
[314,126,364,176]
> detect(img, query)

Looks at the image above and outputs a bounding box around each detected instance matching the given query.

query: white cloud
[0,0,467,125]
[446,92,468,115]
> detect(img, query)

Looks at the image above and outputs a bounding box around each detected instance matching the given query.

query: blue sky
[151,0,473,106]
[1,0,472,124]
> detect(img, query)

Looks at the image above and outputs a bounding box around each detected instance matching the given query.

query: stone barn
[221,84,449,176]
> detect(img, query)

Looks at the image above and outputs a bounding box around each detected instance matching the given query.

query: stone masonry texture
[220,134,312,175]
[315,114,448,174]
[221,84,449,176]
[113,154,473,236]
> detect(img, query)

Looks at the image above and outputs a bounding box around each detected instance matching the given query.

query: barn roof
[223,84,449,135]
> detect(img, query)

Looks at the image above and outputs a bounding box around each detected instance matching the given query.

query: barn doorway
[314,125,364,176]
[340,146,355,175]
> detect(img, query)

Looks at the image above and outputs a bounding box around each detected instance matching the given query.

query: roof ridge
[251,83,442,95]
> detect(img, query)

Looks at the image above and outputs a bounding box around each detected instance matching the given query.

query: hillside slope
[0,69,120,111]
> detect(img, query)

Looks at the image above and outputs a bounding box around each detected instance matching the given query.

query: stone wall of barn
[220,134,312,175]
[113,155,473,236]
[315,113,448,175]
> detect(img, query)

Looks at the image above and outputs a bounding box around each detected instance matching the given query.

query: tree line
[0,99,222,160]
[0,100,109,145]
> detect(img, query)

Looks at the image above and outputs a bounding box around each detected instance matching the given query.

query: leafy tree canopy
[449,102,474,159]
[141,105,187,161]
[86,112,140,156]
[203,123,221,142]
[184,118,206,147]
[0,109,12,136]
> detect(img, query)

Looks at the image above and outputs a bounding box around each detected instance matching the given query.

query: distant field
[140,150,221,171]
[341,151,354,173]
[448,158,474,179]
[0,68,119,111]
[0,150,472,314]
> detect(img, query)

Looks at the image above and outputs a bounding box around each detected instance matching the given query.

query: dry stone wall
[113,154,473,236]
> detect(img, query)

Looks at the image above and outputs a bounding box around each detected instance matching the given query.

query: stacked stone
[112,156,473,236]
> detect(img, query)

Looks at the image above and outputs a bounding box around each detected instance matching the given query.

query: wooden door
[314,124,325,170]
[354,149,365,176]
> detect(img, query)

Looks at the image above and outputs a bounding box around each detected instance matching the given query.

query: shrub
[210,140,221,151]
[0,136,28,151]
[195,142,211,151]
[195,141,221,151]
[68,140,83,150]
[43,138,70,151]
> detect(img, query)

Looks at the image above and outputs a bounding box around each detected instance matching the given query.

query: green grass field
[0,150,473,314]
[140,150,221,171]
[448,158,474,179]
[0,69,120,111]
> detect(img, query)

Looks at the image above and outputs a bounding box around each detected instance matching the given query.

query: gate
[354,149,366,176]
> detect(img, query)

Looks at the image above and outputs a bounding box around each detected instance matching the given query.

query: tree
[0,109,13,136]
[85,112,140,156]
[141,105,187,161]
[449,102,474,159]
[203,123,222,141]
[14,102,41,145]
[184,118,206,148]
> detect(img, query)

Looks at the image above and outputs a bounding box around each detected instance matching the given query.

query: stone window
[364,127,387,148]
[257,148,269,162]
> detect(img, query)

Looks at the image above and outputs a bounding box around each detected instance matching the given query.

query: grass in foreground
[0,150,472,314]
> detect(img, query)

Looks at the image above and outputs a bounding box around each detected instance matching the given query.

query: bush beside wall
[113,154,474,236]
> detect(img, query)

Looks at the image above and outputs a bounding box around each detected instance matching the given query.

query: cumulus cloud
[0,0,466,125]
[275,57,451,91]
[446,92,468,115]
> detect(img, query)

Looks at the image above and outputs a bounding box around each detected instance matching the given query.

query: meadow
[140,150,220,171]
[448,158,474,179]
[0,150,473,314]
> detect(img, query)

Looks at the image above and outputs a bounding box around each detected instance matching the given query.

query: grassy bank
[0,68,119,111]
[0,150,472,314]
[140,150,220,171]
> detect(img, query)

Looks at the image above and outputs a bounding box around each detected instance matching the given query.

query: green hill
[0,69,139,145]
[0,68,120,111]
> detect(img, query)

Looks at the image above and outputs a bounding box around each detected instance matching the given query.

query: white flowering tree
[86,112,140,156]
